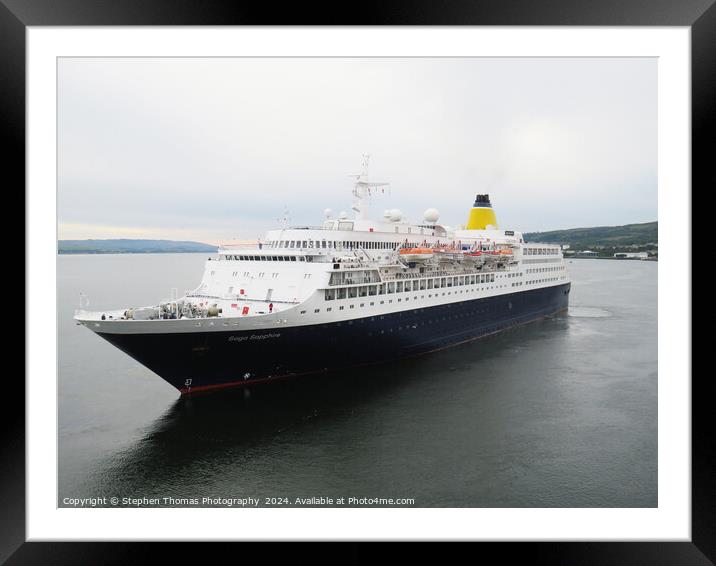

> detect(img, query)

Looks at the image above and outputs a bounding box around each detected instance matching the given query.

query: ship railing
[222,297,301,304]
[379,266,504,282]
[187,293,300,305]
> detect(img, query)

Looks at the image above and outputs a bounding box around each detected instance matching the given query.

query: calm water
[58,255,657,507]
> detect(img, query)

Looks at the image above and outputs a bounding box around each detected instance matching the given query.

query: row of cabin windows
[522,257,563,265]
[526,266,564,274]
[527,276,563,285]
[266,240,398,250]
[324,274,496,301]
[226,255,301,262]
[310,286,496,314]
[524,247,559,256]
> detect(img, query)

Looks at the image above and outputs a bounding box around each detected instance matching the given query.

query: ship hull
[96,283,571,394]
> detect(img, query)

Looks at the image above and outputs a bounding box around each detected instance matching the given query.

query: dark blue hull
[97,283,570,394]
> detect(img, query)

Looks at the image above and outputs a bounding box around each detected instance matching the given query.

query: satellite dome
[339,211,348,220]
[324,208,333,219]
[389,208,403,222]
[423,208,440,223]
[383,209,392,219]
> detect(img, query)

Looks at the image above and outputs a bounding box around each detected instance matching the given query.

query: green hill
[523,222,657,248]
[58,239,217,254]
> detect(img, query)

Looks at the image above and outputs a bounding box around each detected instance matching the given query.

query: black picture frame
[8,1,708,563]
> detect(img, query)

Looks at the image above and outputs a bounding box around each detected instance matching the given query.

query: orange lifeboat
[399,247,434,262]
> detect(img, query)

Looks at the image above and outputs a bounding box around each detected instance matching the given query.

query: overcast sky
[58,57,656,244]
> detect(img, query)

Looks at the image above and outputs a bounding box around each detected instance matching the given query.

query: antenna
[349,154,389,220]
[278,206,290,229]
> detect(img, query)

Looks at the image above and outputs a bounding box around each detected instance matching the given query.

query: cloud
[58,57,656,241]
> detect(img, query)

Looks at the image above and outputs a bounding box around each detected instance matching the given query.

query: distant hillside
[523,222,657,247]
[58,239,217,254]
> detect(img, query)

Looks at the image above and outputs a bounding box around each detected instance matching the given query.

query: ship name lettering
[228,333,281,342]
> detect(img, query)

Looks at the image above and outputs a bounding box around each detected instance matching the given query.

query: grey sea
[58,254,657,508]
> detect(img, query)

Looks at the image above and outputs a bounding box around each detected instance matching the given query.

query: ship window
[427,279,434,289]
[378,284,385,295]
[300,310,306,314]
[369,285,377,296]
[314,309,320,313]
[338,288,347,299]
[348,287,358,298]
[327,307,332,312]
[387,282,395,294]
[350,304,355,309]
[419,280,426,290]
[396,282,404,293]
[359,286,368,297]
[339,306,344,310]
[325,289,335,300]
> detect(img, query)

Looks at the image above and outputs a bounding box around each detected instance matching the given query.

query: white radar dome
[339,211,348,220]
[324,208,333,219]
[389,208,403,222]
[423,208,440,223]
[383,209,392,219]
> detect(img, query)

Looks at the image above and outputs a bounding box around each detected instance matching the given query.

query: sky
[58,57,657,244]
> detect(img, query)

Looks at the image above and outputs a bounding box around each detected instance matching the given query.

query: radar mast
[349,154,389,220]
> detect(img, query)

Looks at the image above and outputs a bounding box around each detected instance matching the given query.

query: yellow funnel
[466,194,498,230]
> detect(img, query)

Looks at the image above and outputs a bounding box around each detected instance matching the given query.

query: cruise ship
[75,156,571,395]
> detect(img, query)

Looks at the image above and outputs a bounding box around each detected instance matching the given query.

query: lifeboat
[399,247,434,262]
[463,250,483,262]
[433,247,463,261]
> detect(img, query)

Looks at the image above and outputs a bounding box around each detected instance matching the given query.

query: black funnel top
[473,194,492,206]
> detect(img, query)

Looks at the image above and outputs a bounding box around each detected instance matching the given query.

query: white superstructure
[75,156,570,336]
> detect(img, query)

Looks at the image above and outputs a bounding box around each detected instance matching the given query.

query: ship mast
[349,154,389,220]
